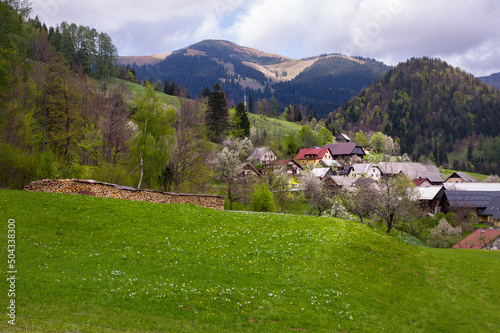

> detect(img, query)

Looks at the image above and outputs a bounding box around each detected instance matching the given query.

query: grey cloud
[31,0,500,76]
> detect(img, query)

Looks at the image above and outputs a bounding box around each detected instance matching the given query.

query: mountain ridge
[118,39,392,117]
[117,39,372,82]
[479,72,500,90]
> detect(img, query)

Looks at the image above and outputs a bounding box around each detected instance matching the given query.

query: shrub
[36,149,57,180]
[0,143,39,189]
[250,182,276,212]
[427,218,462,248]
[275,191,306,215]
[322,195,354,220]
[91,162,135,187]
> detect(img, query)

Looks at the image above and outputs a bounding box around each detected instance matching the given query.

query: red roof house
[295,147,333,166]
[453,229,500,249]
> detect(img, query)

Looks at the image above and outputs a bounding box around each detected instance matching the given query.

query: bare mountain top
[118,52,171,67]
[119,39,391,117]
[118,39,369,82]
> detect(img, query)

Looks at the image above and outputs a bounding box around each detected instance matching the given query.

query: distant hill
[325,57,500,166]
[118,39,391,117]
[479,72,500,90]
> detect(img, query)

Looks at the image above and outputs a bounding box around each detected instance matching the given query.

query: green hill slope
[248,113,303,140]
[110,78,181,109]
[1,190,498,332]
[113,77,303,143]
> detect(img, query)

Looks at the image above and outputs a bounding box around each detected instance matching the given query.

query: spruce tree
[205,83,229,142]
[235,102,250,138]
[248,93,254,114]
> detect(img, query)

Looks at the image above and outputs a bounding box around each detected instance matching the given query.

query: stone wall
[24,179,225,210]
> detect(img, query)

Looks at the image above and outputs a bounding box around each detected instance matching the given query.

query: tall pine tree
[248,93,254,114]
[232,102,250,138]
[205,83,229,142]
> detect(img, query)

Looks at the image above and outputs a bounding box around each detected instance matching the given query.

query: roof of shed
[311,168,332,178]
[417,186,444,200]
[444,190,500,208]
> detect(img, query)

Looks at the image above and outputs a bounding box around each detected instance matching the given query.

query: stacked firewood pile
[25,179,225,210]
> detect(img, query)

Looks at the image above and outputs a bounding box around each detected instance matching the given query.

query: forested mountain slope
[326,57,500,167]
[121,40,391,117]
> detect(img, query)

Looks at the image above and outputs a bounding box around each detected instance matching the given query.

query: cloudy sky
[32,0,499,76]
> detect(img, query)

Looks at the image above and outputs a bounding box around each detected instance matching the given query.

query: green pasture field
[248,114,303,140]
[0,190,498,332]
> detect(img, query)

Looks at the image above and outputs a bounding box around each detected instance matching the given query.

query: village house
[262,159,303,176]
[311,167,336,179]
[453,229,500,249]
[478,197,500,227]
[262,159,303,190]
[323,142,366,161]
[346,163,381,179]
[246,147,278,165]
[413,177,433,187]
[335,133,351,143]
[377,162,444,185]
[416,186,445,214]
[295,147,334,167]
[444,172,477,183]
[324,175,355,192]
[441,190,500,222]
[238,162,261,178]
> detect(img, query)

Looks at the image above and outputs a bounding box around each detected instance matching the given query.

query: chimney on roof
[480,229,486,237]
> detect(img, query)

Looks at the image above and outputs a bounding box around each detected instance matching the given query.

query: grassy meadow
[110,78,182,109]
[0,190,499,332]
[248,113,303,140]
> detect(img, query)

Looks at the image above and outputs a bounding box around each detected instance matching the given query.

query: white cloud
[30,0,500,75]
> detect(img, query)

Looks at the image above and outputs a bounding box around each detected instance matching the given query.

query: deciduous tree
[356,130,368,147]
[168,94,211,192]
[369,131,386,153]
[341,180,378,224]
[215,147,243,210]
[318,126,334,145]
[301,171,331,216]
[129,82,175,189]
[372,174,419,233]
